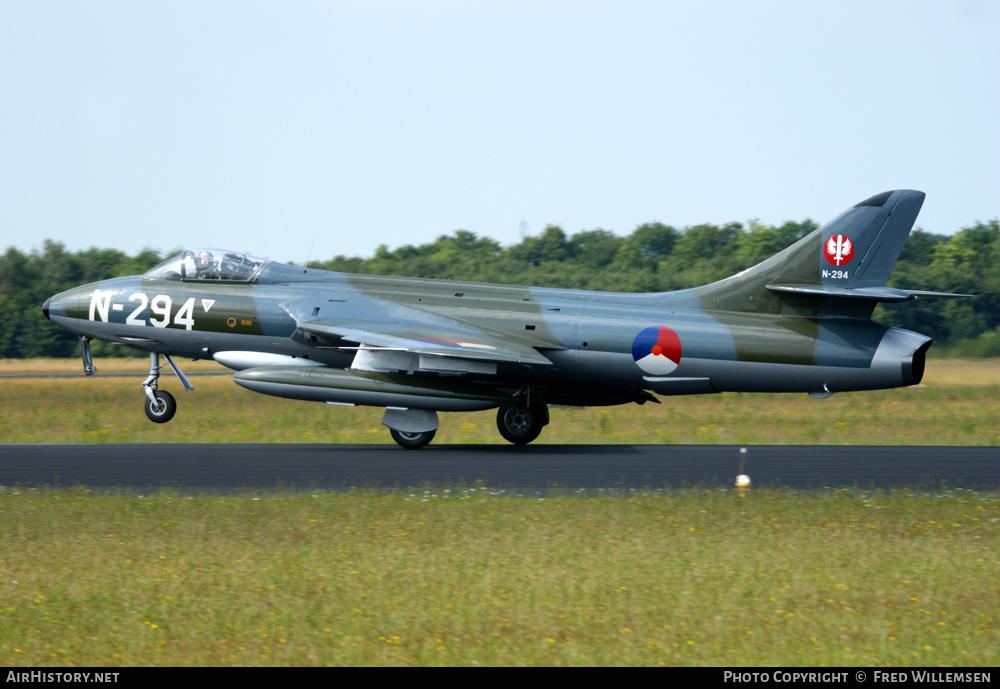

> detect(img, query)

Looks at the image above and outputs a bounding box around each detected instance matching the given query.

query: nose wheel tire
[497,405,544,445]
[144,390,177,424]
[390,428,436,449]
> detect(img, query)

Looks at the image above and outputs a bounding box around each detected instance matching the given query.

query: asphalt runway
[1,444,997,492]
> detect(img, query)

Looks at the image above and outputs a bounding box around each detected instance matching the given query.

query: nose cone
[42,290,73,324]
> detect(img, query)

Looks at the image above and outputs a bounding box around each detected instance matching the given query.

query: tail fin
[694,190,941,317]
[781,189,925,289]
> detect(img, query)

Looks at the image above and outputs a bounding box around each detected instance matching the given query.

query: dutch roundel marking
[631,326,682,375]
[824,234,854,266]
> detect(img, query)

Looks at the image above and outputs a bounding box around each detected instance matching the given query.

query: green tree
[509,225,573,265]
[569,229,622,270]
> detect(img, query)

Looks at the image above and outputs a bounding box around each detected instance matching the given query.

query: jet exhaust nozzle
[870,327,933,389]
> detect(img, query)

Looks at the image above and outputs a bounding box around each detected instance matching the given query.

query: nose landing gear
[80,336,96,375]
[145,389,177,423]
[141,352,192,424]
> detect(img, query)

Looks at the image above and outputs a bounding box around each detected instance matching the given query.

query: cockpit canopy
[144,249,269,282]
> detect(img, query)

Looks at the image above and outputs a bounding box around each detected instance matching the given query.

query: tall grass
[0,487,996,666]
[2,360,998,666]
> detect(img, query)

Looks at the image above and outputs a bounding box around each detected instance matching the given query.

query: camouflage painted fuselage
[44,190,934,412]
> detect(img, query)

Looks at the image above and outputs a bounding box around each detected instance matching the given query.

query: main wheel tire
[497,405,543,445]
[144,390,177,424]
[390,428,436,450]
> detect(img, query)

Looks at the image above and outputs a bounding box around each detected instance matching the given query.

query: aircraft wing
[295,318,555,366]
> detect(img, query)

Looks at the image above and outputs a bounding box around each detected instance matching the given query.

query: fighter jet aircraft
[42,190,966,448]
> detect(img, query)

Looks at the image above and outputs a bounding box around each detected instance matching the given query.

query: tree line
[3,217,999,359]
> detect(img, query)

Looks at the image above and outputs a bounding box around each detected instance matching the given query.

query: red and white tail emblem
[824,234,854,266]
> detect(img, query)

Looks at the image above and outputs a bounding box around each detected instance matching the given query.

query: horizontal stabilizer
[905,290,977,300]
[766,284,974,302]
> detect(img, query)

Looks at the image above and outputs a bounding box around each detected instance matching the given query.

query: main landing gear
[141,352,192,424]
[496,391,549,445]
[382,392,550,449]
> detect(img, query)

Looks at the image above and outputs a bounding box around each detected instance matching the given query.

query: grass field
[1,358,998,666]
[1,358,998,445]
[1,488,997,667]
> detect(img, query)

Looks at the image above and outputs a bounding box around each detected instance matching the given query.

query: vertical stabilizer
[815,189,924,288]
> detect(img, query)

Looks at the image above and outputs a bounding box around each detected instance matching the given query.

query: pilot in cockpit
[194,250,215,278]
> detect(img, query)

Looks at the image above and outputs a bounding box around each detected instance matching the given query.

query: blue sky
[1,1,997,264]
